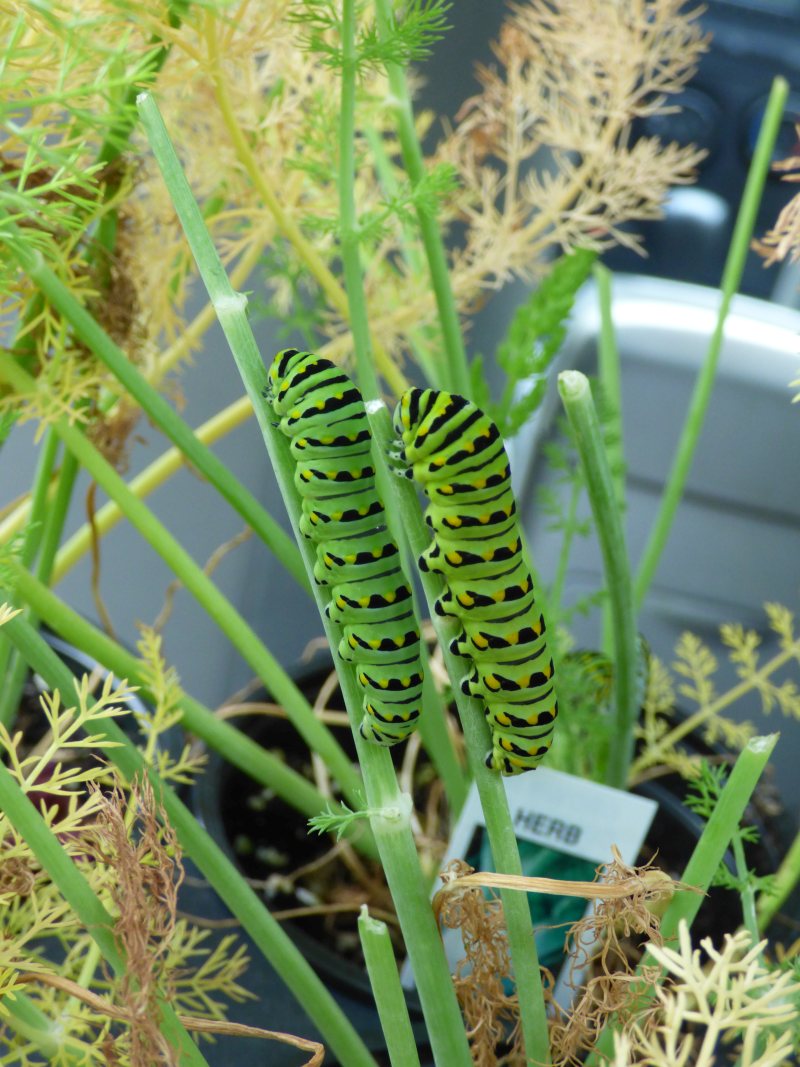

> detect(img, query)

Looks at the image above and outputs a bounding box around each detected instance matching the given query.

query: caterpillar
[265,348,423,746]
[393,388,557,775]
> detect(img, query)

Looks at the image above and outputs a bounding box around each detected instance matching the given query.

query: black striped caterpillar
[265,349,423,746]
[393,388,557,775]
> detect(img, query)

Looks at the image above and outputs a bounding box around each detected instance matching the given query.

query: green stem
[5,236,309,595]
[0,429,61,726]
[0,357,363,806]
[7,561,377,853]
[1,991,91,1064]
[138,90,472,1065]
[339,2,380,403]
[358,907,421,1067]
[370,405,551,1067]
[732,833,760,946]
[338,31,466,812]
[594,263,624,657]
[633,77,788,608]
[757,824,800,933]
[558,371,637,789]
[588,734,778,1066]
[364,125,440,388]
[1,611,379,1067]
[373,0,469,396]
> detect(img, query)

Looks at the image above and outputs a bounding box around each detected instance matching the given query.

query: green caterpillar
[394,388,557,775]
[266,349,423,746]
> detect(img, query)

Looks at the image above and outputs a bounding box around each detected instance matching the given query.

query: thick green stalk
[0,358,362,805]
[588,735,778,1066]
[358,907,421,1067]
[373,0,469,396]
[757,825,800,932]
[558,370,637,789]
[6,237,309,595]
[139,89,473,1065]
[339,1,381,403]
[1,611,380,1067]
[369,404,552,1067]
[633,77,788,607]
[337,23,466,811]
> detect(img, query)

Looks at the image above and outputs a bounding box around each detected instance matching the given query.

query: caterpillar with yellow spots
[393,388,557,775]
[265,349,423,746]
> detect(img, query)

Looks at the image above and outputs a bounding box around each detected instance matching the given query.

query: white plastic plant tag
[401,768,657,997]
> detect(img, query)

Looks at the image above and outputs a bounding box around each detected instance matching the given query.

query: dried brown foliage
[90,777,184,1066]
[754,124,800,267]
[437,850,690,1067]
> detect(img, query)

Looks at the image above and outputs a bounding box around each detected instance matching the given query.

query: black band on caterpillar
[394,388,557,775]
[265,349,423,746]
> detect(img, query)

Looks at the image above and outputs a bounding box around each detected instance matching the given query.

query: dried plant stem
[200,10,407,397]
[358,907,422,1067]
[1,611,379,1067]
[369,405,551,1067]
[374,0,470,397]
[139,88,472,1065]
[588,734,779,1065]
[633,76,788,607]
[558,370,638,789]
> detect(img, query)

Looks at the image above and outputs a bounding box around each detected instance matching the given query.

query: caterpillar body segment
[266,349,423,746]
[395,386,557,775]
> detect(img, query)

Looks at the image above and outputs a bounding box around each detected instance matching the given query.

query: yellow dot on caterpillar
[521,579,530,592]
[474,634,489,649]
[359,507,369,516]
[492,589,506,602]
[495,713,511,727]
[316,400,325,410]
[449,515,462,527]
[336,597,346,608]
[369,639,381,649]
[322,437,333,444]
[465,442,475,452]
[441,485,454,495]
[332,512,342,520]
[348,636,358,648]
[301,470,312,481]
[384,591,396,603]
[291,409,300,418]
[280,381,288,392]
[482,549,494,561]
[359,597,370,607]
[336,392,343,400]
[446,552,462,565]
[507,631,519,644]
[433,454,446,466]
[458,593,475,607]
[379,679,389,689]
[372,548,382,559]
[344,554,355,564]
[485,675,501,691]
[393,637,405,647]
[475,478,487,489]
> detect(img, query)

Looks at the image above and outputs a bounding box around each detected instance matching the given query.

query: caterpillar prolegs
[393,388,557,776]
[265,349,423,746]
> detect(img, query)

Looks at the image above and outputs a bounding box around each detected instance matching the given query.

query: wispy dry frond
[437,0,707,304]
[612,922,800,1067]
